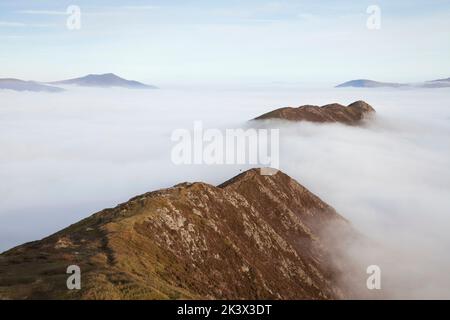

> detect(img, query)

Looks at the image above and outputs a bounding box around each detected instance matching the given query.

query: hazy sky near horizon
[1,0,450,84]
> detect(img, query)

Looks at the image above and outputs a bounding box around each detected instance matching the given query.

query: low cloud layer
[1,85,450,298]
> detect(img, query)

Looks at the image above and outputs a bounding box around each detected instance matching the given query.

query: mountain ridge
[253,100,376,125]
[0,168,360,300]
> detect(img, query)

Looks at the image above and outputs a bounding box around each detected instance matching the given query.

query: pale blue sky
[1,0,450,84]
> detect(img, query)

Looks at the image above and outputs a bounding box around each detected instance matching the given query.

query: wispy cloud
[0,35,24,39]
[18,10,66,15]
[0,21,27,27]
[120,5,160,10]
[16,5,159,18]
[0,21,56,28]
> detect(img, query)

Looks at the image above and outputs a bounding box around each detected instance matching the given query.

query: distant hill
[429,77,450,82]
[50,73,157,89]
[0,78,64,92]
[254,100,376,126]
[336,79,407,88]
[423,77,450,88]
[337,77,450,88]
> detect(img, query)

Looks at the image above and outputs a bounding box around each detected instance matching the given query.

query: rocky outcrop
[0,169,356,300]
[254,100,375,125]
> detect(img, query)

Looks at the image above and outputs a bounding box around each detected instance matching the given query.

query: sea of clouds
[1,84,450,298]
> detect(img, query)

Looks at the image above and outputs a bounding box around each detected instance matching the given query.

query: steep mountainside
[0,169,357,300]
[254,100,375,125]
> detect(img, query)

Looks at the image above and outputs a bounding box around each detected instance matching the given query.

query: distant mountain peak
[336,79,406,88]
[337,77,450,89]
[85,73,118,79]
[50,73,158,89]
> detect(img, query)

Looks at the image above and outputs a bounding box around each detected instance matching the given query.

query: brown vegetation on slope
[254,100,376,125]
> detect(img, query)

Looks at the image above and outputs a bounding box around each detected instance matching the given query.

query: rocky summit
[254,100,376,125]
[0,169,357,300]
